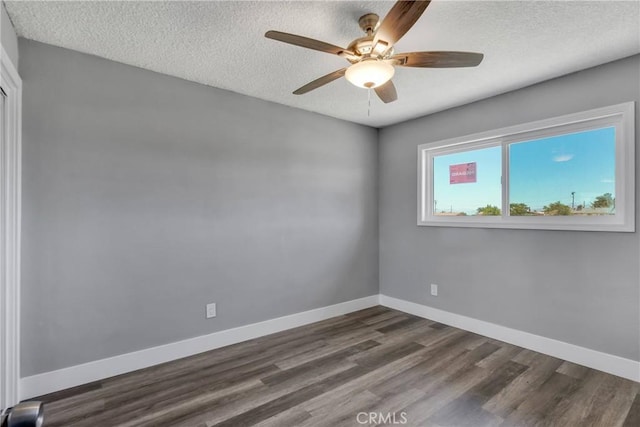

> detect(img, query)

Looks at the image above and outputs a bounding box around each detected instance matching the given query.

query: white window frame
[1,45,22,409]
[418,102,635,232]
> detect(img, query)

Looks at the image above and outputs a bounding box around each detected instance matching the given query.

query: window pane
[509,127,616,216]
[433,145,502,216]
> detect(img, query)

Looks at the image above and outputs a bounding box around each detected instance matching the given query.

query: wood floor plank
[372,318,433,345]
[300,347,433,415]
[275,330,383,370]
[301,390,381,427]
[211,384,329,427]
[41,398,105,427]
[399,365,493,426]
[544,369,615,425]
[369,337,493,398]
[368,387,426,417]
[429,322,450,330]
[104,361,281,411]
[251,407,312,427]
[261,340,379,386]
[581,373,630,426]
[325,389,420,427]
[428,360,528,426]
[117,379,265,427]
[623,393,640,427]
[36,306,639,427]
[349,341,425,369]
[556,360,591,379]
[501,371,581,426]
[359,310,405,325]
[374,316,423,333]
[548,371,639,427]
[482,352,564,418]
[595,379,640,427]
[343,306,391,321]
[97,330,325,399]
[413,324,467,348]
[174,358,359,427]
[474,343,522,371]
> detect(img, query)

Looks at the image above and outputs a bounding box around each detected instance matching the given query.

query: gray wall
[18,34,639,378]
[379,54,640,361]
[1,3,18,66]
[19,39,379,376]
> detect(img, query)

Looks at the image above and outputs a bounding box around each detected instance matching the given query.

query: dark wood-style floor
[36,306,639,426]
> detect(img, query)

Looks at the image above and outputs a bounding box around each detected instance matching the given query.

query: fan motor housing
[346,36,393,63]
[347,36,374,57]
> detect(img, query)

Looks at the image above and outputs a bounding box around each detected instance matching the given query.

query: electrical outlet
[206,302,217,319]
[430,284,438,297]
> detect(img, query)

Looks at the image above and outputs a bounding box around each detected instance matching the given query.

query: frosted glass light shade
[345,60,395,89]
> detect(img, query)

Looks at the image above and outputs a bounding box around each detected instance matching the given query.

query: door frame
[1,45,22,409]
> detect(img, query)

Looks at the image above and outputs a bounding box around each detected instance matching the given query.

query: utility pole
[434,200,437,213]
[571,191,575,209]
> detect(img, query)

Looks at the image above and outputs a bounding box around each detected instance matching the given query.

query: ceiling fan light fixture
[345,59,395,89]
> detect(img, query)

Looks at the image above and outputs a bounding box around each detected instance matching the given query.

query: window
[418,103,635,231]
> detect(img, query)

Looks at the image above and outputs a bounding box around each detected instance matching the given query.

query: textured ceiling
[4,0,640,127]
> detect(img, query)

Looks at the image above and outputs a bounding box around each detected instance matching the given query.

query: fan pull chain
[367,88,371,117]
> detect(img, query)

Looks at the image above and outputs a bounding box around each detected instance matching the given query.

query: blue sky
[432,127,616,214]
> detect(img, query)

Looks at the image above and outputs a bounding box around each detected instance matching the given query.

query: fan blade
[265,31,355,57]
[293,68,347,95]
[374,80,398,103]
[393,51,484,68]
[373,1,431,49]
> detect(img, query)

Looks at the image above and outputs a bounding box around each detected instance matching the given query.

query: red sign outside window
[449,162,477,184]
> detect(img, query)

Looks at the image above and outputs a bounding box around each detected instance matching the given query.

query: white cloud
[553,154,574,162]
[601,178,614,183]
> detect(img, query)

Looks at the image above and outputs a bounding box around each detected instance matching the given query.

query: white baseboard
[20,293,639,399]
[379,294,640,382]
[20,295,380,399]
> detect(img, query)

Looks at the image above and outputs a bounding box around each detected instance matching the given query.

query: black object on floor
[1,402,44,427]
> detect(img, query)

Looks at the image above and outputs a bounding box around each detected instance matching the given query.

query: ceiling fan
[265,0,483,103]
